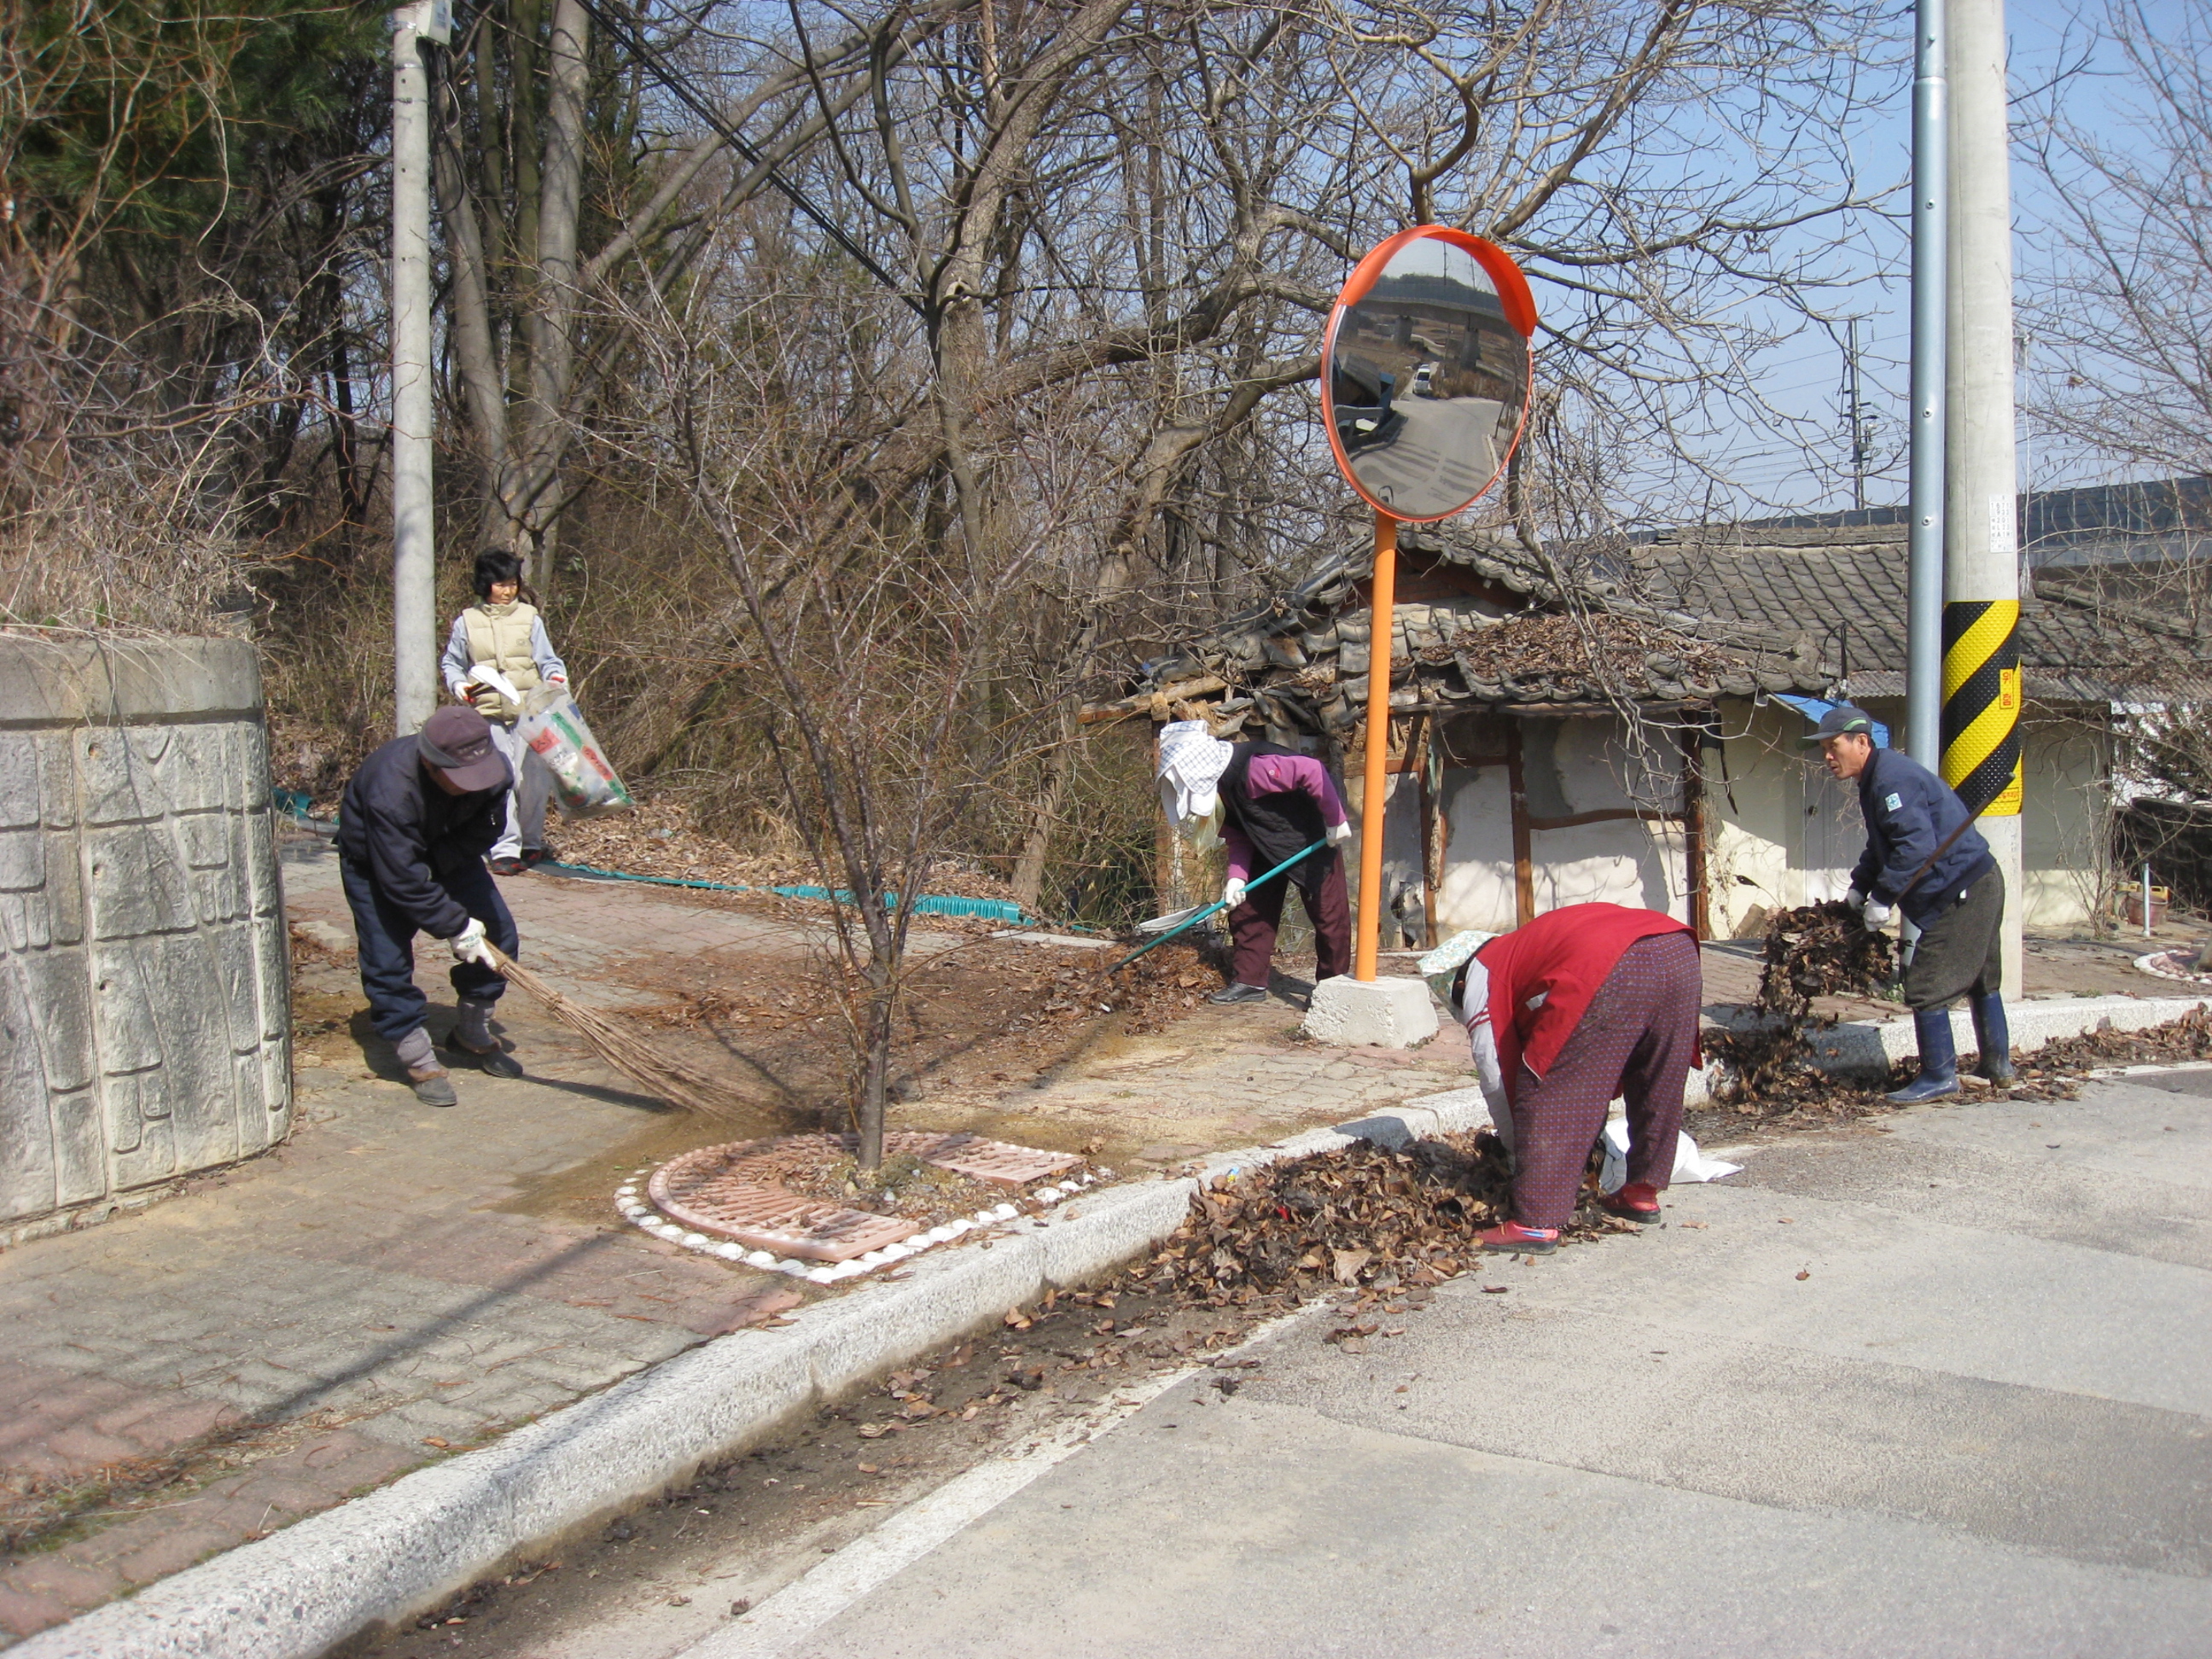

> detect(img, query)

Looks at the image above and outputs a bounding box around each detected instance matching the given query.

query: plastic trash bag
[1598,1117,1741,1194]
[515,686,633,818]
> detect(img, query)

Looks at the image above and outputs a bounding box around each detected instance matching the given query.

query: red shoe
[1479,1220,1559,1254]
[488,856,527,876]
[1598,1182,1662,1224]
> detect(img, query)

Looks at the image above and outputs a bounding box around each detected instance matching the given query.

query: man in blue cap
[1804,704,2011,1101]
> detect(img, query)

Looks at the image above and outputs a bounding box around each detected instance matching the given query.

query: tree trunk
[1010,700,1081,911]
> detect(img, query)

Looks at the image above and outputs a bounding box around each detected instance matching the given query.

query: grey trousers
[1903,867,2004,1011]
[486,719,552,859]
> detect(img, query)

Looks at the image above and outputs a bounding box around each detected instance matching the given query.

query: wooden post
[1680,722,1710,940]
[1353,509,1399,981]
[1416,714,1441,950]
[1505,718,1535,925]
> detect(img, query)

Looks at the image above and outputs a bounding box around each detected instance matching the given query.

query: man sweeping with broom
[337,706,526,1106]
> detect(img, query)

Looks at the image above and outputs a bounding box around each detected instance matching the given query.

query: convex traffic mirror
[1320,226,1536,521]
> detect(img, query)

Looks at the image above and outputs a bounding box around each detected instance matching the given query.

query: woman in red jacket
[1428,903,1703,1253]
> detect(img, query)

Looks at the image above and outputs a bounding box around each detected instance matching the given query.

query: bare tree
[2019,0,2212,480]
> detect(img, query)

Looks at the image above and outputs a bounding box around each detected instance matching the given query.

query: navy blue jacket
[1849,747,1994,927]
[337,736,511,937]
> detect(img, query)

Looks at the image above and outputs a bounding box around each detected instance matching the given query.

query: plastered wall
[0,635,290,1236]
[1703,696,2107,936]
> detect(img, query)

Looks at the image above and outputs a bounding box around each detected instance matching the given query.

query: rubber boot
[394,1027,457,1107]
[451,999,523,1078]
[1597,1181,1662,1224]
[1970,992,2014,1084]
[1887,1009,1960,1104]
[1479,1220,1559,1255]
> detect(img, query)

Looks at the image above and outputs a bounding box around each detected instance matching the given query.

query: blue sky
[1699,0,2193,516]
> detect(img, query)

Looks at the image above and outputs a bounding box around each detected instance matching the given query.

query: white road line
[674,1306,1318,1659]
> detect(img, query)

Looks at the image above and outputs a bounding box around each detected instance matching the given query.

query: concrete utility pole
[390,3,449,736]
[1942,0,2024,991]
[1905,0,1946,769]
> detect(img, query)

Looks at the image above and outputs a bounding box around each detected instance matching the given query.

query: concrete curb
[1782,992,2212,1082]
[10,1100,1470,1659]
[25,991,2203,1657]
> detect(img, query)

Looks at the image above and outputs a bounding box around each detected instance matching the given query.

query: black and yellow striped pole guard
[1940,597,2022,816]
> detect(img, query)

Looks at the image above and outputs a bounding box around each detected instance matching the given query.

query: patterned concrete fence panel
[0,634,289,1240]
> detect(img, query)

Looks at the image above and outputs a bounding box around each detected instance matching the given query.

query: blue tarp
[1773,694,1890,749]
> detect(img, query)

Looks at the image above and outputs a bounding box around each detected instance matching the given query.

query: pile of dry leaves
[1439,611,1734,686]
[1705,901,1895,1105]
[553,799,1020,905]
[1104,940,1227,1034]
[1121,1133,1633,1313]
[2017,1002,2212,1080]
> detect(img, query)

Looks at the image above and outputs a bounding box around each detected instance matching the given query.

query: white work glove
[1222,877,1248,911]
[448,916,497,968]
[1862,899,1895,929]
[1844,888,1867,914]
[1327,820,1354,847]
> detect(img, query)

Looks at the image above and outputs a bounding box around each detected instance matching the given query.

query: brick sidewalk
[0,841,1471,1644]
[0,842,809,1643]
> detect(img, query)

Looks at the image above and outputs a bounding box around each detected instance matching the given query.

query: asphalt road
[685,1073,2212,1659]
[416,1072,2212,1658]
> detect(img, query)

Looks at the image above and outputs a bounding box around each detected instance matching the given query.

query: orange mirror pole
[1353,508,1398,982]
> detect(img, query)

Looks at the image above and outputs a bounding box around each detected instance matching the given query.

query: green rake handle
[1101,840,1329,977]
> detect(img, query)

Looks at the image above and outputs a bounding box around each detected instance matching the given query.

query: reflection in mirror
[1324,234,1530,520]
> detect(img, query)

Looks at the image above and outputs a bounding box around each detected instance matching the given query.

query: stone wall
[1,634,289,1238]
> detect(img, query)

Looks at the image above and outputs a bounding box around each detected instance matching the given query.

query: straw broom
[482,944,755,1123]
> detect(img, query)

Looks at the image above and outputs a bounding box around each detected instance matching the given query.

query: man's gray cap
[1799,703,1878,744]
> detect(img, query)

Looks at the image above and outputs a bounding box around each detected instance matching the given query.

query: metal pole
[1353,509,1399,982]
[1905,0,1947,768]
[391,5,439,736]
[1943,0,2024,993]
[1845,317,1867,514]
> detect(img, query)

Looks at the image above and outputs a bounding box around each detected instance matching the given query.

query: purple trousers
[1228,850,1351,987]
[1505,931,1702,1230]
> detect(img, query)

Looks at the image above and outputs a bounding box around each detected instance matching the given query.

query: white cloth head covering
[1417,928,1498,1022]
[1155,719,1234,824]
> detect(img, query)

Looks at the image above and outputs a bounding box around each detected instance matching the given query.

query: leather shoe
[1208,982,1267,1004]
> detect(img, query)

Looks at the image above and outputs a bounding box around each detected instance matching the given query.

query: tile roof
[1095,520,2211,739]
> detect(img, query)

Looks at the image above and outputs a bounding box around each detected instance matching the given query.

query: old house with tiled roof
[1088,520,2207,940]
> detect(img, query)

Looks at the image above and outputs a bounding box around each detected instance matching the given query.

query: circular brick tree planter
[616,1131,1097,1284]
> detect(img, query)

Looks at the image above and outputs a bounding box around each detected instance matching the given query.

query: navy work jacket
[1848,746,1995,928]
[336,736,510,938]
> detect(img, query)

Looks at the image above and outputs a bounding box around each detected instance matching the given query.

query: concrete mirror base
[1302,975,1439,1048]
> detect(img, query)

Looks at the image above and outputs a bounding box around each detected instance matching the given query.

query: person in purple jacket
[1158,725,1355,1004]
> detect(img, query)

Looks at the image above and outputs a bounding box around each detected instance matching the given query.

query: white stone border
[2134,950,2212,987]
[617,1168,1101,1285]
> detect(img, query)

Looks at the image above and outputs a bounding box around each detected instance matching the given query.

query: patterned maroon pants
[1227,851,1351,987]
[1505,931,1702,1230]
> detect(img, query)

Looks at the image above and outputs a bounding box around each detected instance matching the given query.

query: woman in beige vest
[440,550,568,875]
